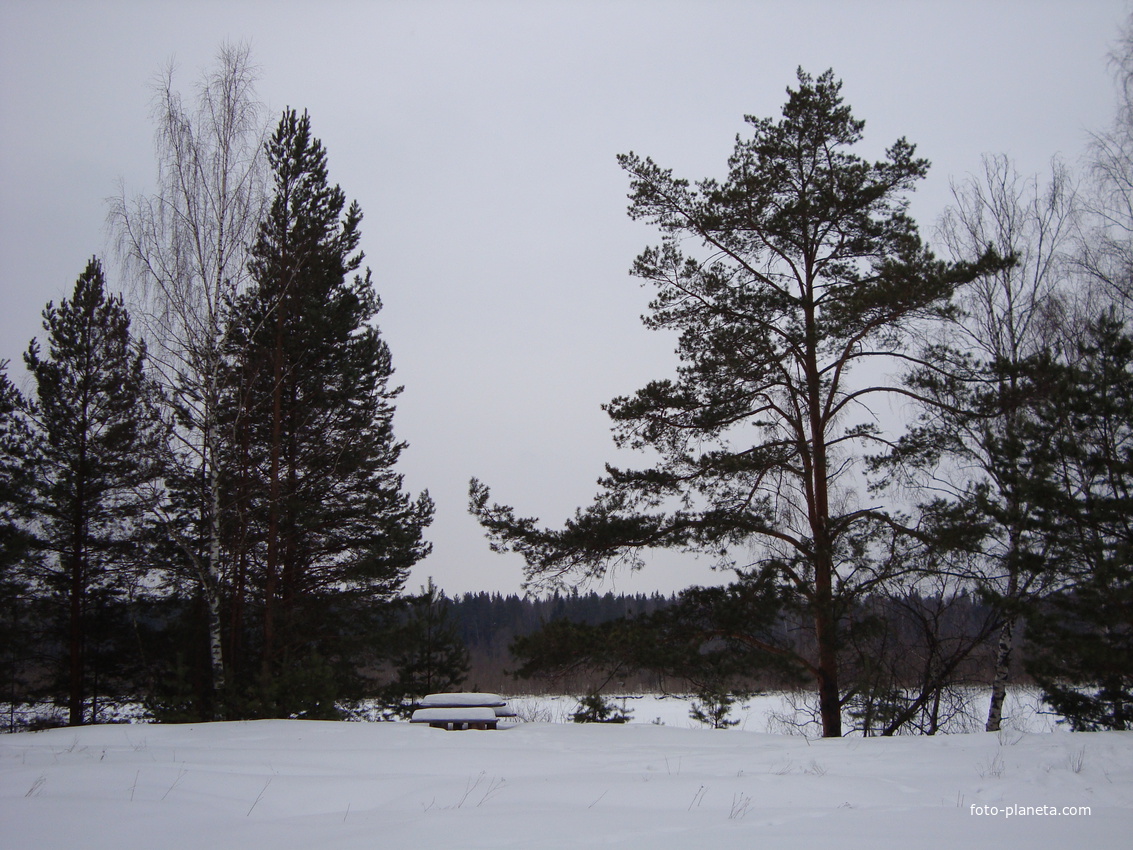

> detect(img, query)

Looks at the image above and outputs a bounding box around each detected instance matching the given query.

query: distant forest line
[439,590,1012,698]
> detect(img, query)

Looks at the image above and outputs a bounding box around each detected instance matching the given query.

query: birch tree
[885,155,1078,732]
[109,43,267,716]
[1080,14,1133,310]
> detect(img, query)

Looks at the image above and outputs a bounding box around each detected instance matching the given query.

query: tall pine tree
[223,109,433,716]
[0,365,34,570]
[24,258,165,725]
[472,70,1004,736]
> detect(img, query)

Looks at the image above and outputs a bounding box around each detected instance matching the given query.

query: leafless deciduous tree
[910,154,1078,732]
[1080,15,1133,311]
[109,42,267,714]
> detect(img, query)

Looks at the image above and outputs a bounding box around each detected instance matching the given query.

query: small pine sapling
[690,688,741,729]
[571,693,632,724]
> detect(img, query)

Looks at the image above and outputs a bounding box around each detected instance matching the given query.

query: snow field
[2,705,1130,849]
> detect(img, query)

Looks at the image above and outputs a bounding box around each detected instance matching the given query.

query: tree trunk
[986,540,1021,733]
[203,393,227,716]
[985,615,1016,732]
[67,538,85,727]
[67,441,88,727]
[228,409,253,686]
[806,278,842,739]
[262,276,287,683]
[814,593,842,737]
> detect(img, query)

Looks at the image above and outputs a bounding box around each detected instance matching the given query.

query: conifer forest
[3,29,1132,739]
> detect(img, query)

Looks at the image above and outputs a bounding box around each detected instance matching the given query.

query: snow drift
[2,710,1130,849]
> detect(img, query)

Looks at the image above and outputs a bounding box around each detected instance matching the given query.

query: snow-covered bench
[410,706,500,730]
[409,693,516,730]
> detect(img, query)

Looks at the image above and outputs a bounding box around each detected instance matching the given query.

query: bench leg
[422,718,499,730]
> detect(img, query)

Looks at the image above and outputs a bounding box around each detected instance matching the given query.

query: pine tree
[472,69,1003,736]
[23,258,166,725]
[0,364,38,724]
[0,363,35,581]
[690,687,741,729]
[1026,312,1133,730]
[1028,558,1133,731]
[223,109,433,715]
[382,579,470,716]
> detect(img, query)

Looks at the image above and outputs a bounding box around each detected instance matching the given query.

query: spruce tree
[23,258,166,725]
[224,109,433,716]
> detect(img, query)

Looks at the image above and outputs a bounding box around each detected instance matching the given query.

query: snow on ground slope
[506,689,1060,733]
[2,717,1130,849]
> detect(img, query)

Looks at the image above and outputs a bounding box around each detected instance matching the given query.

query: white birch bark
[109,42,267,714]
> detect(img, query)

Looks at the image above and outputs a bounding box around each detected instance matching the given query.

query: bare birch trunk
[205,415,227,702]
[985,616,1016,732]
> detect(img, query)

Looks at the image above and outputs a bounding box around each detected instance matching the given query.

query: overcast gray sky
[1,0,1128,597]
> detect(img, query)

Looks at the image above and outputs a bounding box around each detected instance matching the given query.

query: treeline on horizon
[448,590,1007,705]
[3,32,1133,737]
[3,585,1011,732]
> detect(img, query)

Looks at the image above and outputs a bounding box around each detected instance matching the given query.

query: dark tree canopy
[0,364,37,711]
[0,364,34,579]
[23,258,165,725]
[1026,312,1133,730]
[472,69,1004,736]
[220,109,434,715]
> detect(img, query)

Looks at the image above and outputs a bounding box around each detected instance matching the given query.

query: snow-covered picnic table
[409,693,516,730]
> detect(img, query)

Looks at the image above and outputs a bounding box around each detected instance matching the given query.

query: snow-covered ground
[506,689,1061,734]
[2,694,1130,849]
